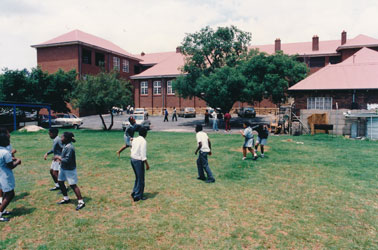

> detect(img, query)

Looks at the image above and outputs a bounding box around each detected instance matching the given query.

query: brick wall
[37,45,79,73]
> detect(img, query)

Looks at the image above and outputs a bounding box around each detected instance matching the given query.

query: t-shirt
[5,144,12,153]
[47,136,63,156]
[131,136,147,161]
[254,126,269,139]
[243,127,253,140]
[196,131,210,153]
[60,143,76,170]
[125,123,138,138]
[0,147,13,175]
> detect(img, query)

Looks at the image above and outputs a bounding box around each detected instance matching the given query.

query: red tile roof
[136,51,178,65]
[31,29,141,61]
[131,52,185,79]
[289,47,378,90]
[337,34,378,49]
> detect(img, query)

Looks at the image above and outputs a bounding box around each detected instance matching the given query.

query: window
[153,81,161,95]
[167,81,175,95]
[329,56,341,64]
[141,81,148,95]
[95,52,105,67]
[307,97,332,110]
[309,57,325,67]
[113,57,120,71]
[82,49,92,64]
[122,59,129,73]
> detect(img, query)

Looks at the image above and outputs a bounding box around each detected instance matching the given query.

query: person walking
[172,107,178,122]
[240,122,258,160]
[224,112,231,132]
[130,127,150,201]
[163,109,169,122]
[254,124,269,158]
[204,110,210,126]
[212,111,218,131]
[116,117,138,158]
[44,128,63,191]
[195,125,215,183]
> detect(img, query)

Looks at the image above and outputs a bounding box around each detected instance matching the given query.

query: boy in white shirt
[195,125,215,183]
[130,127,150,201]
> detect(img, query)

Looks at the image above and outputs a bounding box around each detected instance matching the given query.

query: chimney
[141,52,145,56]
[312,35,319,51]
[176,46,182,53]
[341,30,347,45]
[275,38,281,52]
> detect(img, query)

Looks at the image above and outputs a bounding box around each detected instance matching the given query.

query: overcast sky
[1,0,378,70]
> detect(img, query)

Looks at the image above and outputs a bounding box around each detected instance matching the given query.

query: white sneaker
[242,157,247,160]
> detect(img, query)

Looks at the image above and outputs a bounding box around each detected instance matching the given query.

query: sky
[1,0,378,70]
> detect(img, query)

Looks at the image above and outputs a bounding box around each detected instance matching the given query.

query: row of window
[140,81,175,95]
[307,97,332,110]
[82,48,129,73]
[297,56,342,68]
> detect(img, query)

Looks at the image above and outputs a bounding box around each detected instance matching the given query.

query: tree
[241,51,308,105]
[174,25,252,113]
[0,67,76,113]
[73,71,132,130]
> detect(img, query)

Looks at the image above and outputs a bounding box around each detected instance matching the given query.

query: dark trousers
[225,120,231,130]
[172,114,177,121]
[131,159,145,199]
[197,152,215,181]
[164,115,168,122]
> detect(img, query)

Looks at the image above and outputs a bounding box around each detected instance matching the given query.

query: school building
[31,30,378,116]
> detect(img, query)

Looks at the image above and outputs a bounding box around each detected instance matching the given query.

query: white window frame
[167,80,175,95]
[307,97,332,110]
[141,81,148,95]
[122,59,129,73]
[113,57,120,71]
[153,81,162,95]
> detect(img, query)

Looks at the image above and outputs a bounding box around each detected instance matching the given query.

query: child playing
[195,125,215,183]
[0,133,22,222]
[240,122,258,160]
[254,124,269,158]
[117,117,137,157]
[55,132,85,210]
[44,128,63,191]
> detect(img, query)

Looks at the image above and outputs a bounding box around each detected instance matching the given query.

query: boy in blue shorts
[0,133,22,222]
[55,132,85,210]
[254,124,269,158]
[44,128,63,191]
[240,122,258,160]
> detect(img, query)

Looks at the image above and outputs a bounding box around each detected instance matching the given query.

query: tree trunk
[99,113,108,130]
[108,112,114,130]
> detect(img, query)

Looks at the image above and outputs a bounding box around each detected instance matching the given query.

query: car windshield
[135,109,144,112]
[186,108,194,111]
[134,115,144,120]
[245,108,254,111]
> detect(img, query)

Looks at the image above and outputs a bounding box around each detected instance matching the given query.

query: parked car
[237,107,256,118]
[122,114,151,131]
[134,108,149,117]
[39,114,57,128]
[55,113,83,129]
[178,107,196,118]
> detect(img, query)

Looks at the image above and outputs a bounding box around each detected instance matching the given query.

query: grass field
[0,130,377,249]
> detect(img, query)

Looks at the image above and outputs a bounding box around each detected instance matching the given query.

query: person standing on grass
[172,107,178,122]
[0,128,16,209]
[55,132,85,210]
[254,124,269,158]
[224,112,231,132]
[117,117,137,158]
[44,128,63,191]
[164,109,169,122]
[240,122,258,161]
[130,127,150,202]
[195,125,215,183]
[212,111,218,131]
[0,133,21,222]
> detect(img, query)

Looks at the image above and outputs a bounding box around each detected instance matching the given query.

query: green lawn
[0,130,377,249]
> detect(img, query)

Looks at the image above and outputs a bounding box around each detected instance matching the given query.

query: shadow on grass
[144,192,159,199]
[13,192,30,202]
[11,206,36,217]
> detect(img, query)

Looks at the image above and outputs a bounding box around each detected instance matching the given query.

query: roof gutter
[31,41,142,62]
[131,73,184,80]
[336,44,378,51]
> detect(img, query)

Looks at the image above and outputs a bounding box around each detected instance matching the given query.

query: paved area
[81,113,273,133]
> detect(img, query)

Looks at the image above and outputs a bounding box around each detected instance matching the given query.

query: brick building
[32,30,378,116]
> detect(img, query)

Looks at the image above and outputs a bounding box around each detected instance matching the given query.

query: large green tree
[241,51,308,105]
[174,25,252,113]
[0,67,76,112]
[73,71,132,130]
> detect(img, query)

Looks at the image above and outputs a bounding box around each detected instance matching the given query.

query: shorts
[243,138,254,148]
[257,137,267,146]
[124,135,132,147]
[50,160,61,171]
[0,170,15,193]
[58,168,78,185]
